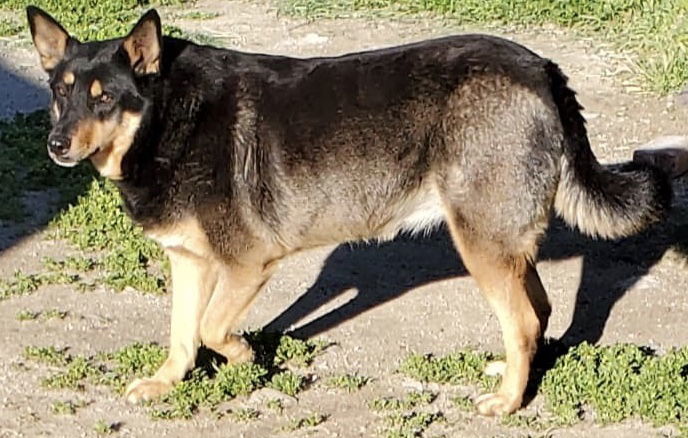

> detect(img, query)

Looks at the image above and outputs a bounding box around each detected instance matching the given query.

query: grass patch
[230,407,260,422]
[1,0,198,42]
[272,333,329,367]
[267,370,305,397]
[369,390,436,412]
[0,269,79,300]
[50,180,168,295]
[279,0,688,93]
[179,11,220,20]
[281,412,328,432]
[93,420,116,435]
[0,17,22,36]
[25,334,327,420]
[399,343,688,433]
[326,372,370,392]
[399,349,498,389]
[383,411,444,438]
[17,308,68,321]
[51,399,85,415]
[266,398,284,413]
[541,342,688,429]
[16,310,40,321]
[23,345,70,366]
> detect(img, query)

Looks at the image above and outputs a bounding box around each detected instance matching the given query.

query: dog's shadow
[263,181,688,392]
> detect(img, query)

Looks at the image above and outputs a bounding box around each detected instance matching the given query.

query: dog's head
[26,6,161,178]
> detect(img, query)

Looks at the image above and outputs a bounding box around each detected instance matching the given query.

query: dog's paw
[125,378,173,404]
[474,392,520,416]
[225,336,255,364]
[483,360,506,377]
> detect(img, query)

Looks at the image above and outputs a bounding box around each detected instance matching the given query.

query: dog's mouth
[48,145,102,168]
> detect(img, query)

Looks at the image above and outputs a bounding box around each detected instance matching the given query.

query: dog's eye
[55,85,67,97]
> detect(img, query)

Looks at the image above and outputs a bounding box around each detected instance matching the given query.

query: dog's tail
[547,61,672,239]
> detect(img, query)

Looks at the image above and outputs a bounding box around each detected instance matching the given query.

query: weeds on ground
[280,0,688,93]
[369,390,436,412]
[25,334,326,420]
[17,308,68,321]
[281,411,328,432]
[398,343,688,433]
[399,349,499,389]
[1,0,203,42]
[326,372,370,392]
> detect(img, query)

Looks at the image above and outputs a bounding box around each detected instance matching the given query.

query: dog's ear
[122,9,162,76]
[26,6,75,72]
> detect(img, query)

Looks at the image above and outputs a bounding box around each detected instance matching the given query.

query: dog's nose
[48,135,71,156]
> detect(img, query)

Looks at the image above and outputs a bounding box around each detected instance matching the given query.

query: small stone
[633,136,688,178]
[675,88,688,107]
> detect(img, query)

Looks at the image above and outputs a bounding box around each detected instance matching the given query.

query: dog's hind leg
[125,248,218,403]
[199,258,278,363]
[445,219,551,416]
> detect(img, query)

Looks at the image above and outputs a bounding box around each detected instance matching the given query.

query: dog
[26,6,671,415]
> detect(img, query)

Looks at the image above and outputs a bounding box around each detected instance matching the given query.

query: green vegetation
[369,391,436,412]
[280,0,688,93]
[1,0,202,43]
[325,372,370,392]
[50,180,168,294]
[230,407,260,422]
[398,343,688,434]
[51,399,85,415]
[383,410,444,438]
[540,342,688,430]
[266,398,284,413]
[93,420,116,435]
[272,334,329,367]
[17,308,68,321]
[0,17,22,36]
[369,391,442,437]
[399,350,499,389]
[25,334,327,420]
[23,345,70,366]
[281,412,327,432]
[267,370,305,397]
[0,269,79,300]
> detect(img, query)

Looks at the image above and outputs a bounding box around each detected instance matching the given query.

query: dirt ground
[1,1,688,437]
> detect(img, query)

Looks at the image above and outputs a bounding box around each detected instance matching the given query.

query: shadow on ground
[265,181,688,388]
[0,60,93,254]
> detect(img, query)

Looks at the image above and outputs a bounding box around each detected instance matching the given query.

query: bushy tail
[547,62,672,239]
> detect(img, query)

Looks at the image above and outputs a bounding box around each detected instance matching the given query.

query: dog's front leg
[125,248,217,403]
[199,260,276,364]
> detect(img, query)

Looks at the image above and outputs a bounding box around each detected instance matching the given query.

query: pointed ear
[122,9,162,76]
[26,6,74,72]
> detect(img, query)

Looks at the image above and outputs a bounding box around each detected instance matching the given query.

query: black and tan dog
[26,6,671,415]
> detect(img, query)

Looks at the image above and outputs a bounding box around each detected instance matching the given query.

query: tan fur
[554,156,653,239]
[52,102,60,120]
[30,13,68,71]
[122,20,161,75]
[63,71,74,85]
[90,79,102,97]
[126,217,283,402]
[89,111,142,180]
[127,217,219,403]
[444,211,550,416]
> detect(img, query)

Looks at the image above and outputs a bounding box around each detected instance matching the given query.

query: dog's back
[140,34,667,255]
